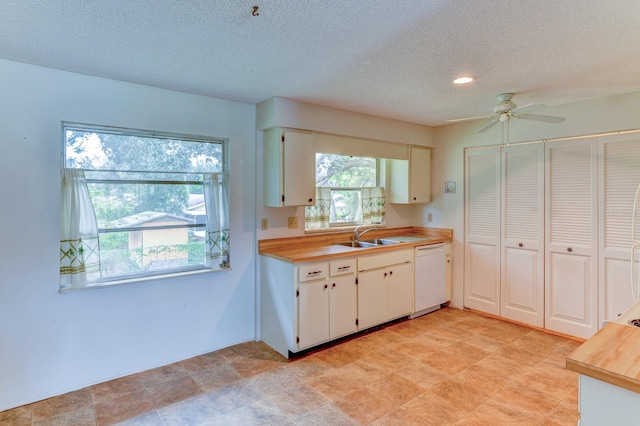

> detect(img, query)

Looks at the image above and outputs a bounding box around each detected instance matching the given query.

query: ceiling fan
[448,93,565,133]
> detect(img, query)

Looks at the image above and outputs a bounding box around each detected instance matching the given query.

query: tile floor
[0,308,582,425]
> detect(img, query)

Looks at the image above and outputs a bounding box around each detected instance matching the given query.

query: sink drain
[628,318,640,327]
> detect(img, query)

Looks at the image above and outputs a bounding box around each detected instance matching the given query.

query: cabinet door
[388,146,431,204]
[358,269,388,329]
[297,280,329,349]
[330,274,357,339]
[464,147,501,315]
[263,128,315,207]
[501,144,544,327]
[282,130,315,206]
[546,139,598,338]
[387,262,414,319]
[410,146,431,203]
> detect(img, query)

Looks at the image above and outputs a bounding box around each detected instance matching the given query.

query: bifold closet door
[599,133,640,323]
[464,147,501,315]
[501,144,544,327]
[545,139,598,339]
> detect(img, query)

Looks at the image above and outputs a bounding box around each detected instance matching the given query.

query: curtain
[204,173,230,269]
[305,187,332,230]
[59,169,101,288]
[361,187,386,225]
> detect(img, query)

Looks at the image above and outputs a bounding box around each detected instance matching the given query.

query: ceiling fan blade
[514,113,565,124]
[509,103,544,114]
[446,115,491,123]
[477,118,499,133]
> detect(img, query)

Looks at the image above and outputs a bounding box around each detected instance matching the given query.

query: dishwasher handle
[415,243,446,256]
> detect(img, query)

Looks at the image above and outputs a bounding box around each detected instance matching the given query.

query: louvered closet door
[464,147,501,315]
[599,133,640,323]
[545,139,598,338]
[501,144,544,327]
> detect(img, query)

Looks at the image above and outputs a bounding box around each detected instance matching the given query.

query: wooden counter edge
[566,357,640,394]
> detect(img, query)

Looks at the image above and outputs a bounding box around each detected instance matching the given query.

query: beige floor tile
[419,349,473,375]
[93,389,154,426]
[291,402,358,426]
[334,386,398,425]
[395,360,450,389]
[90,375,146,404]
[469,396,544,425]
[190,362,242,391]
[367,373,425,406]
[146,375,202,408]
[0,404,32,426]
[491,382,562,417]
[430,379,493,412]
[401,391,470,425]
[369,408,435,426]
[32,405,96,426]
[32,388,93,422]
[265,382,329,417]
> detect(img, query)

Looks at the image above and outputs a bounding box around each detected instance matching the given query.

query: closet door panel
[501,144,544,327]
[545,139,598,338]
[464,148,501,315]
[599,133,640,323]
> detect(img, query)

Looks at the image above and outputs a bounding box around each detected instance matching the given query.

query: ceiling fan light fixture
[453,75,475,85]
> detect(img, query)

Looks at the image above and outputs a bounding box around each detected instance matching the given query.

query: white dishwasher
[410,243,448,318]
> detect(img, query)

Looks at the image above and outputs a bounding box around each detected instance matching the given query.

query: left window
[60,123,229,291]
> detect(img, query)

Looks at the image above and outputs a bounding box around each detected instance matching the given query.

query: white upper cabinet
[388,145,431,204]
[263,128,315,207]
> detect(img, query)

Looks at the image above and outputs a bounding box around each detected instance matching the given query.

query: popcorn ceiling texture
[1,0,639,125]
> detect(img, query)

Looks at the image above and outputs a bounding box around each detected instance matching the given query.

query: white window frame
[61,122,228,288]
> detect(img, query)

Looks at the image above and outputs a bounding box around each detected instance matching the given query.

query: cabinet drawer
[330,259,356,276]
[298,263,329,282]
[358,249,413,272]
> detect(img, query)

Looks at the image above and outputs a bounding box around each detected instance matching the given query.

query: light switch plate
[288,216,298,229]
[261,218,268,230]
[427,213,433,222]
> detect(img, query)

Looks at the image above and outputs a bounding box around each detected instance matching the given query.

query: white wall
[0,59,257,411]
[255,97,435,240]
[430,92,640,310]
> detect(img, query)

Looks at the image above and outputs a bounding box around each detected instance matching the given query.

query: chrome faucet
[354,225,378,241]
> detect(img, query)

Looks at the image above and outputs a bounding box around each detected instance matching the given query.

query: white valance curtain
[203,173,230,269]
[59,169,101,288]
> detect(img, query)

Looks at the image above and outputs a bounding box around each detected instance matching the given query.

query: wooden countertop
[258,226,452,263]
[566,320,640,394]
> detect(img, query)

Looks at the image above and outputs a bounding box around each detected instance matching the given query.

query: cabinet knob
[324,284,328,289]
[518,243,523,248]
[389,271,393,276]
[413,197,417,201]
[567,247,573,253]
[384,272,387,278]
[308,198,313,203]
[332,283,336,288]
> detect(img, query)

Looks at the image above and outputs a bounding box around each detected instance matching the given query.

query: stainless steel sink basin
[361,238,401,245]
[335,238,401,248]
[336,241,377,248]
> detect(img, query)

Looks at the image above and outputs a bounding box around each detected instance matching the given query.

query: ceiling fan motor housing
[494,93,516,115]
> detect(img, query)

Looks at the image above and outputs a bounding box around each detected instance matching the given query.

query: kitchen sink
[361,238,401,245]
[336,241,377,248]
[335,238,401,248]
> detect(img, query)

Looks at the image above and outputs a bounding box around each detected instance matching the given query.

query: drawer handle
[338,266,350,271]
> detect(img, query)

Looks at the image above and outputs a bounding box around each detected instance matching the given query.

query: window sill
[59,267,231,293]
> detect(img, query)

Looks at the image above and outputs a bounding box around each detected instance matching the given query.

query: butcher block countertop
[258,226,453,263]
[566,304,640,394]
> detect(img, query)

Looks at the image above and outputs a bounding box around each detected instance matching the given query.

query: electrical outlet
[427,213,433,223]
[261,218,268,230]
[288,216,298,229]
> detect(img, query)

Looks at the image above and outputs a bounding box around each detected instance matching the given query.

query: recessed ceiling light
[453,76,475,85]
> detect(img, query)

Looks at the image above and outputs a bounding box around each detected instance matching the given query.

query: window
[306,153,384,229]
[60,123,229,290]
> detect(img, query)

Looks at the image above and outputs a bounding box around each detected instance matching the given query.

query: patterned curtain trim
[362,187,386,225]
[207,229,230,269]
[305,187,332,230]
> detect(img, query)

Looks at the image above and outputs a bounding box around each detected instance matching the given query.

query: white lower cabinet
[358,249,414,330]
[261,249,414,358]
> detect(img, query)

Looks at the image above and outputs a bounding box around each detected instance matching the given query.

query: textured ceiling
[1,0,640,126]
